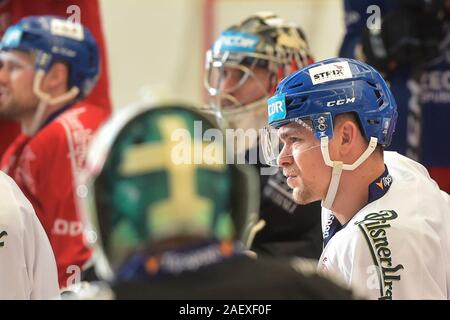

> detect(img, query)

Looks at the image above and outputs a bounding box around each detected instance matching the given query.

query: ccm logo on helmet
[326,97,356,107]
[268,100,284,116]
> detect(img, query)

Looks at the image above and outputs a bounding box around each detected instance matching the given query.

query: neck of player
[330,153,385,226]
[21,99,69,135]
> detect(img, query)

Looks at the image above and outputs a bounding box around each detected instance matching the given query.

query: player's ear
[42,62,69,92]
[337,120,358,157]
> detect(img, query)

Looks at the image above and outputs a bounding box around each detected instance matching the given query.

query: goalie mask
[204,12,313,142]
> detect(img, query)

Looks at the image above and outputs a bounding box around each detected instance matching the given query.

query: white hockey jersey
[0,171,60,299]
[319,151,450,299]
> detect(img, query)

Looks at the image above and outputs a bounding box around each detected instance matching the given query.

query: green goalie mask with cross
[78,103,259,277]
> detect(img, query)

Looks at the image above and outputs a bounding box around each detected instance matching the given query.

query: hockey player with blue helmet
[263,58,397,208]
[262,57,450,299]
[0,16,109,288]
[0,15,100,135]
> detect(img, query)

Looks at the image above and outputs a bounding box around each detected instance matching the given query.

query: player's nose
[277,146,293,167]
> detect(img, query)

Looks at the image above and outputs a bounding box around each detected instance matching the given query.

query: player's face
[0,50,39,120]
[218,65,271,109]
[277,122,331,204]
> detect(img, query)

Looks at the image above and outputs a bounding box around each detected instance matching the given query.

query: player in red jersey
[0,15,109,288]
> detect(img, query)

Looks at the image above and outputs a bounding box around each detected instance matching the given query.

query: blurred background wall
[99,0,345,109]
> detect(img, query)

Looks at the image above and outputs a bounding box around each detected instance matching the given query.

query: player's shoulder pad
[384,151,432,180]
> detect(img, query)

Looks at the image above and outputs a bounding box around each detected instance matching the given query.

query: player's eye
[9,61,22,70]
[289,136,303,144]
[0,59,25,72]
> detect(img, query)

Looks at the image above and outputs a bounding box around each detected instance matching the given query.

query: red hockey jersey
[1,102,109,288]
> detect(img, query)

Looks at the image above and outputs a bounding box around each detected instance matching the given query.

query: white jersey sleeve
[0,172,60,299]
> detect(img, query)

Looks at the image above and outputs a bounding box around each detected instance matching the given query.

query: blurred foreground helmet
[205,12,313,135]
[78,102,259,280]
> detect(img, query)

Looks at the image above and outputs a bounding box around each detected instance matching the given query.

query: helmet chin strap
[320,136,378,210]
[25,69,80,136]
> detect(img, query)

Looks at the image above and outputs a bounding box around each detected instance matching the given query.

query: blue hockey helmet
[262,58,398,166]
[0,15,99,100]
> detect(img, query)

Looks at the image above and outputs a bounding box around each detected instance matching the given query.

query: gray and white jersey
[0,171,59,299]
[319,151,450,299]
